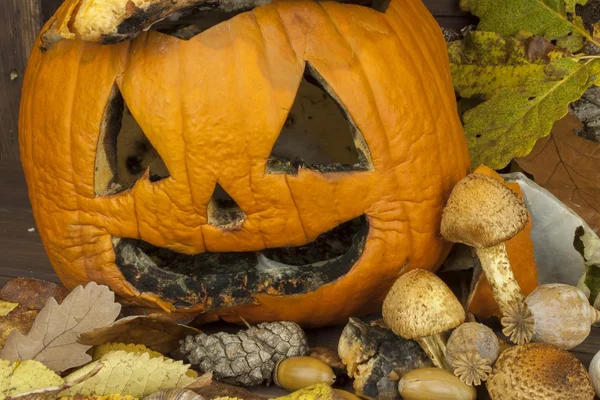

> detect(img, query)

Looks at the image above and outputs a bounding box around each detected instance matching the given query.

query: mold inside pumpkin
[19,0,470,326]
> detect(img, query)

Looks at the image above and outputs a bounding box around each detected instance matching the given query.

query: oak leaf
[459,0,595,52]
[0,359,63,400]
[516,113,600,233]
[79,314,201,354]
[60,351,195,398]
[0,282,121,372]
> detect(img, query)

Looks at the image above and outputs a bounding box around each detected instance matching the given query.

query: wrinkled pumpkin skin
[19,0,470,326]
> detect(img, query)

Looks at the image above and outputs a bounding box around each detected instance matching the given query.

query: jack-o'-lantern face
[19,0,470,326]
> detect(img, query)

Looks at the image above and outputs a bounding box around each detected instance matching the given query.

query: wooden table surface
[1,0,599,391]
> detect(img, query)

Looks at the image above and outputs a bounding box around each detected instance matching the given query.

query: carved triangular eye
[207,184,246,229]
[95,85,170,196]
[266,63,373,175]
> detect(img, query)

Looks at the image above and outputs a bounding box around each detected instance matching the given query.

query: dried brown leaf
[0,282,121,372]
[0,278,69,310]
[517,113,600,234]
[0,306,38,349]
[78,314,201,354]
[184,372,212,390]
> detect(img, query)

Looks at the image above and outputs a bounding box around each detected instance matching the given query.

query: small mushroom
[273,356,335,392]
[398,368,476,400]
[526,283,600,349]
[589,350,600,397]
[382,269,465,370]
[441,173,534,345]
[445,322,500,386]
[487,343,595,400]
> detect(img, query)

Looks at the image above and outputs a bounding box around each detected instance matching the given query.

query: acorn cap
[382,269,466,339]
[487,343,595,400]
[441,174,528,249]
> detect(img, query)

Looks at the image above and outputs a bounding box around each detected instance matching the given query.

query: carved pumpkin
[19,0,470,326]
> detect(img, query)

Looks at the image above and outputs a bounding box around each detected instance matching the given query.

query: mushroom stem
[416,334,451,371]
[475,243,534,345]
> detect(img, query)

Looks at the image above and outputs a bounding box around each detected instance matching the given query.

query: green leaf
[449,31,551,99]
[0,359,63,400]
[461,56,600,169]
[459,0,593,52]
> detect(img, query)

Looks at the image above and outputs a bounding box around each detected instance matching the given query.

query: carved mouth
[113,215,368,309]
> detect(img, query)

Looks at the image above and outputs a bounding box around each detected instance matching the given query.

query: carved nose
[207,183,246,229]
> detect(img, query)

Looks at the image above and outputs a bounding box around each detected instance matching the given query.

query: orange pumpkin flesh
[19,0,470,326]
[467,165,538,319]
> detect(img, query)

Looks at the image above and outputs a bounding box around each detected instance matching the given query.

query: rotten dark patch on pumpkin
[114,215,368,308]
[99,0,272,44]
[80,0,391,44]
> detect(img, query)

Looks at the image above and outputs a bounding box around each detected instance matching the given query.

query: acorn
[398,368,476,400]
[273,356,336,392]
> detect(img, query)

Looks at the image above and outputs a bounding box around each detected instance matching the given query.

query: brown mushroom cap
[487,343,595,400]
[382,269,466,339]
[441,174,528,249]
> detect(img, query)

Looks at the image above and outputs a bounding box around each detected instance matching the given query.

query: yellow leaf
[0,302,18,317]
[60,351,195,398]
[0,359,63,400]
[274,383,336,400]
[59,395,138,400]
[92,343,163,361]
[92,343,197,378]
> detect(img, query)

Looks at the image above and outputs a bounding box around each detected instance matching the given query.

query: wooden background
[1,0,599,375]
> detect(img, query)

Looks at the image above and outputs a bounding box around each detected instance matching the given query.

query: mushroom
[487,343,595,400]
[382,269,465,370]
[441,173,534,345]
[525,283,600,349]
[445,322,500,386]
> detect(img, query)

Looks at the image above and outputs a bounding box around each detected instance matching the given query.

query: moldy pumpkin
[19,0,470,326]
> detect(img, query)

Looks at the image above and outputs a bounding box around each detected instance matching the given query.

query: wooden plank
[0,161,57,283]
[0,0,41,161]
[422,0,469,16]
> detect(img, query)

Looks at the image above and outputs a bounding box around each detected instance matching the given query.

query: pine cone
[180,321,309,386]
